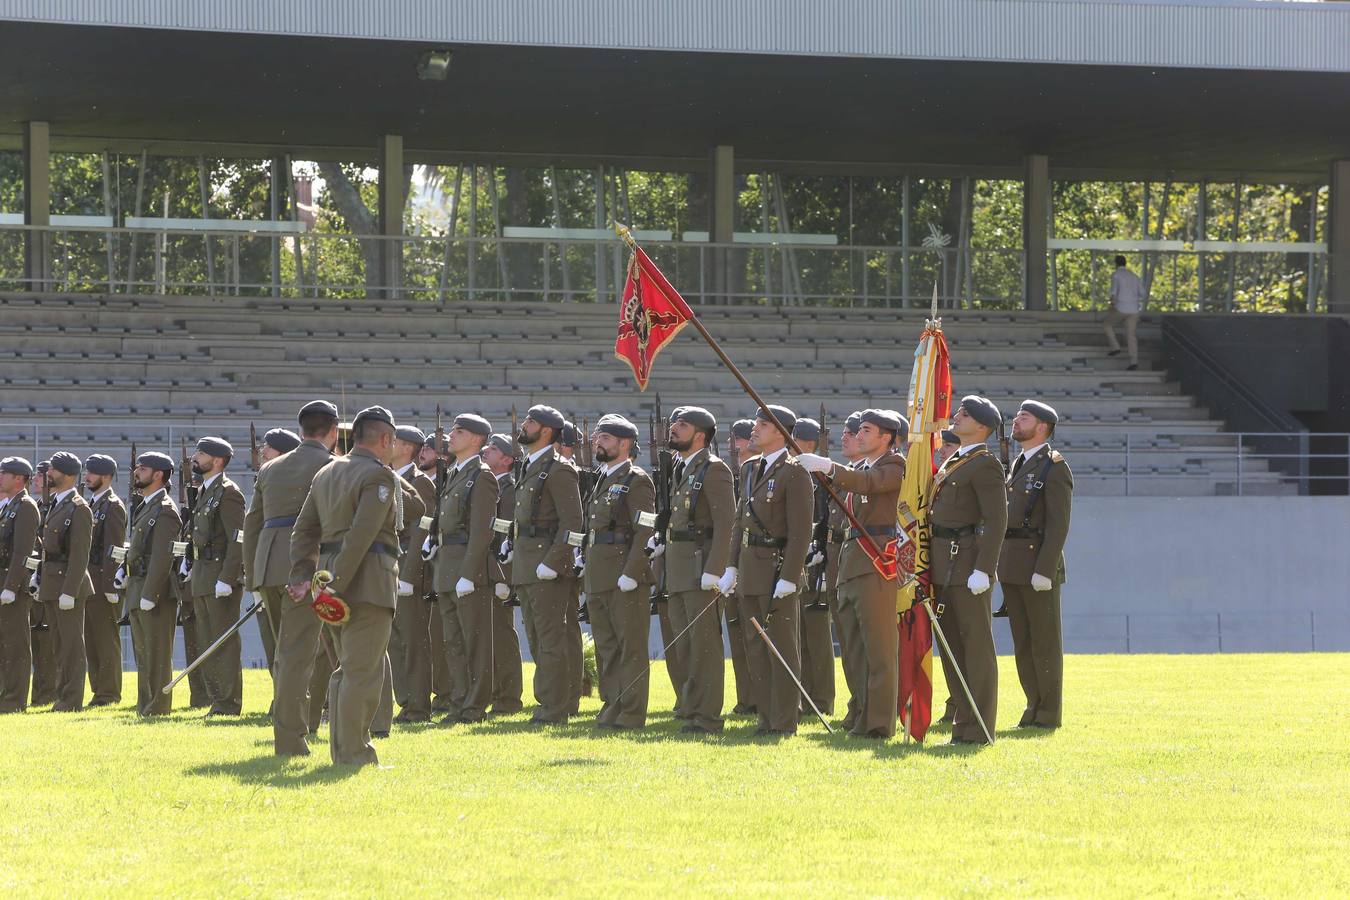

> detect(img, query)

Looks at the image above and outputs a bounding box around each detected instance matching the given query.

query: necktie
[1011,454,1025,478]
[674,461,686,485]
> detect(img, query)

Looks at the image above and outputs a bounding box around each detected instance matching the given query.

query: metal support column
[1023,154,1049,310]
[22,121,50,291]
[377,133,404,300]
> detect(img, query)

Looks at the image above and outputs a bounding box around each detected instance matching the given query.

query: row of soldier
[0,393,1071,762]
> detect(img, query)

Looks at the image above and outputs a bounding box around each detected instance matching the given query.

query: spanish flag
[895,296,952,742]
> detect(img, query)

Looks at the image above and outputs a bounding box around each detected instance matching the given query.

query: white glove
[497,540,513,565]
[421,535,438,561]
[112,566,128,590]
[772,579,797,600]
[717,567,738,595]
[0,589,14,605]
[105,592,119,604]
[536,562,558,581]
[794,452,834,474]
[572,548,585,573]
[139,597,156,611]
[177,558,190,578]
[455,577,474,598]
[28,572,39,593]
[700,572,719,592]
[967,570,991,595]
[806,546,825,568]
[396,579,414,597]
[214,580,232,598]
[1031,573,1053,592]
[58,593,76,611]
[494,583,510,601]
[644,535,665,559]
[617,574,638,593]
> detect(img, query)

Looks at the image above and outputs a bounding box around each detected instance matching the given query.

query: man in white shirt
[1105,255,1143,370]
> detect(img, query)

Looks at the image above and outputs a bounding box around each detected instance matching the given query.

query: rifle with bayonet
[420,404,446,602]
[112,443,136,626]
[249,422,260,473]
[806,403,831,611]
[26,460,51,597]
[498,404,521,608]
[647,393,674,615]
[171,437,199,585]
[575,415,596,622]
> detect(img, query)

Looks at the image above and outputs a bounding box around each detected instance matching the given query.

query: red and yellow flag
[614,245,694,391]
[895,309,952,742]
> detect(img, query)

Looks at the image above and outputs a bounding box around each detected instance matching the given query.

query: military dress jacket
[510,446,582,587]
[189,475,247,596]
[729,451,814,596]
[87,490,127,597]
[38,490,95,602]
[432,457,501,593]
[996,444,1073,586]
[242,439,333,590]
[0,491,40,595]
[928,446,1008,587]
[664,448,736,595]
[830,451,906,586]
[125,490,183,607]
[581,459,655,596]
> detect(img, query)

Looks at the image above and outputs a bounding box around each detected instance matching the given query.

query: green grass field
[2,654,1348,897]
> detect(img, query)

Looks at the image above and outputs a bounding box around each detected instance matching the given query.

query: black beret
[353,406,395,429]
[557,421,579,448]
[959,395,1002,430]
[673,406,716,430]
[756,405,797,432]
[486,433,514,457]
[940,429,960,445]
[196,436,233,458]
[526,404,565,431]
[859,409,903,436]
[596,414,639,441]
[395,425,427,446]
[731,419,755,441]
[667,405,686,425]
[263,428,302,454]
[844,411,863,433]
[1020,399,1059,426]
[48,451,82,476]
[137,451,174,474]
[454,414,492,437]
[0,456,34,477]
[84,453,118,476]
[792,418,820,442]
[885,410,911,443]
[298,400,339,422]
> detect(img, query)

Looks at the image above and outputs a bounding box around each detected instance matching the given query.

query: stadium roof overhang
[0,1,1347,183]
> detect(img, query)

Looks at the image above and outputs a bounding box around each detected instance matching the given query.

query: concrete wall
[133,495,1350,672]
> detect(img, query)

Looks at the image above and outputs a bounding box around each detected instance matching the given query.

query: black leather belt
[1005,526,1043,539]
[518,524,556,539]
[668,526,713,543]
[264,515,298,529]
[744,533,786,549]
[828,528,846,544]
[89,546,105,565]
[319,540,399,558]
[932,524,977,540]
[846,525,898,541]
[589,530,633,545]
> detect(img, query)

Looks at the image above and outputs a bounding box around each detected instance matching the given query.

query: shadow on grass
[184,756,361,787]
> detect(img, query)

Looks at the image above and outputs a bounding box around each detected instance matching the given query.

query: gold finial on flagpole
[614,221,638,251]
[929,279,942,331]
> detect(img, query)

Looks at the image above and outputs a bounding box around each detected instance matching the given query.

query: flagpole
[614,223,895,579]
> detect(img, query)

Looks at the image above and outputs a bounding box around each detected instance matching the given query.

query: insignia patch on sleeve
[378,485,391,503]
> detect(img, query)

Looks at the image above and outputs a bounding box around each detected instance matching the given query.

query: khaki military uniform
[724,464,756,715]
[0,491,40,712]
[930,445,1007,744]
[38,490,95,711]
[582,460,655,728]
[291,446,410,766]
[665,448,736,733]
[489,472,523,713]
[243,438,335,754]
[125,489,183,717]
[172,568,209,708]
[430,456,500,721]
[84,490,126,705]
[730,452,814,734]
[831,452,906,737]
[799,476,836,718]
[188,474,247,715]
[511,446,583,724]
[998,444,1072,728]
[390,466,438,721]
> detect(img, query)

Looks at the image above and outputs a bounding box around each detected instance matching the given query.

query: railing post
[1236,432,1243,497]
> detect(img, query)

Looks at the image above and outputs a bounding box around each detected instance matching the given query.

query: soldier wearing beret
[726,406,814,735]
[481,433,524,714]
[0,457,41,713]
[120,452,183,716]
[648,406,688,720]
[289,406,424,766]
[662,406,735,734]
[81,454,126,706]
[260,428,302,461]
[999,399,1073,730]
[791,417,835,719]
[934,428,962,724]
[799,409,908,738]
[929,395,1008,745]
[508,405,584,725]
[245,401,340,754]
[581,414,655,729]
[184,437,248,717]
[28,460,57,707]
[37,452,96,711]
[388,424,440,724]
[427,413,501,724]
[723,417,759,716]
